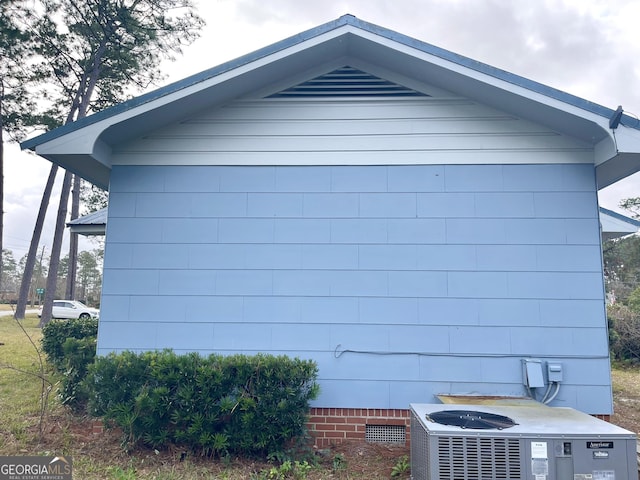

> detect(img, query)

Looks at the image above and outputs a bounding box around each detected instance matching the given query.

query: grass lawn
[0,315,408,479]
[0,315,52,451]
[610,364,640,434]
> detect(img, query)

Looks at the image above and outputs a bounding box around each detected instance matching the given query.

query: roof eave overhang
[594,126,640,189]
[68,224,106,236]
[35,140,112,190]
[20,15,638,189]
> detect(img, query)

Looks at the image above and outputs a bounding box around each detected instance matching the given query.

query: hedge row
[41,320,319,458]
[87,350,319,457]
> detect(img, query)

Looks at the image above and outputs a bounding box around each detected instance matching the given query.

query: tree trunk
[14,164,58,319]
[0,129,4,301]
[0,87,4,299]
[65,174,80,299]
[40,170,72,327]
[29,80,79,321]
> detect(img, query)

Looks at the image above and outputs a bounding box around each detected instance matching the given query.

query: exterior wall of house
[101,160,609,414]
[99,96,611,416]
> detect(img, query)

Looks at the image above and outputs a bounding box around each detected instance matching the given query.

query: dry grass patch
[611,365,640,434]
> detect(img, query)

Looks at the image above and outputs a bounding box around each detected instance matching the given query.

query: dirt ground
[611,396,640,434]
[32,412,409,479]
[611,368,640,435]
[44,386,635,480]
[19,367,640,479]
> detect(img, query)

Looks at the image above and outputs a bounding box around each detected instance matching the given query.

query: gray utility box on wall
[410,403,637,480]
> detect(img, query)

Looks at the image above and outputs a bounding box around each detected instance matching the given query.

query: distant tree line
[0,248,103,307]
[604,197,640,362]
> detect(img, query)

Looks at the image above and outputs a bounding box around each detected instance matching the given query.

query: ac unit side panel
[410,412,430,480]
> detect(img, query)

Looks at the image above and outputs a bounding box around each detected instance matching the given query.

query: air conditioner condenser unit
[410,403,637,480]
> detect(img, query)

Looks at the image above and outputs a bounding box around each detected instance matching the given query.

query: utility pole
[33,245,45,307]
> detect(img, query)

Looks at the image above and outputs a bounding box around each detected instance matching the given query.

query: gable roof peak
[340,13,357,22]
[21,13,634,154]
[20,14,640,191]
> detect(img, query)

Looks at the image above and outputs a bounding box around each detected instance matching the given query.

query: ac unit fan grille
[437,436,522,480]
[428,410,517,430]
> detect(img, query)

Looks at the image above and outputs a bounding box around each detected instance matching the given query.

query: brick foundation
[307,407,411,448]
[592,414,611,422]
[91,419,104,434]
[89,410,613,447]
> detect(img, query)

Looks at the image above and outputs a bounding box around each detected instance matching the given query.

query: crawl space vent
[268,66,429,98]
[427,410,517,430]
[365,424,406,444]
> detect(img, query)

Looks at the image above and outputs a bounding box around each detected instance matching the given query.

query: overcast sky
[5,0,640,259]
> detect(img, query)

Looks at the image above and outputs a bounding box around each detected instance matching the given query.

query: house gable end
[111,64,592,170]
[20,14,640,190]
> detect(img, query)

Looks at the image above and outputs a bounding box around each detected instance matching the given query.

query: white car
[39,300,100,320]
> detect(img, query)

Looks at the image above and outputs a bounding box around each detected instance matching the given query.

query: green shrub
[85,350,319,458]
[609,303,640,363]
[41,317,98,409]
[41,317,98,371]
[391,455,410,478]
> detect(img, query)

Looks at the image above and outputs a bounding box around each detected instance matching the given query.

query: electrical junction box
[410,403,637,480]
[523,358,545,388]
[548,363,563,382]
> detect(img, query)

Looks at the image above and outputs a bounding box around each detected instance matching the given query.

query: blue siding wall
[100,163,611,413]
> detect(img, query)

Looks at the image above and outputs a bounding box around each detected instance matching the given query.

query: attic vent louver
[268,66,429,98]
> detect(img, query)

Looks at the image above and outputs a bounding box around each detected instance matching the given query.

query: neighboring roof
[21,14,640,190]
[67,208,107,236]
[600,207,640,241]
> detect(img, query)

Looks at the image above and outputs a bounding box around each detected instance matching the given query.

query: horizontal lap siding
[101,98,610,414]
[112,100,593,165]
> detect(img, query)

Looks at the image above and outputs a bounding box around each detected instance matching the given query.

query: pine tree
[12,0,204,324]
[0,0,42,306]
